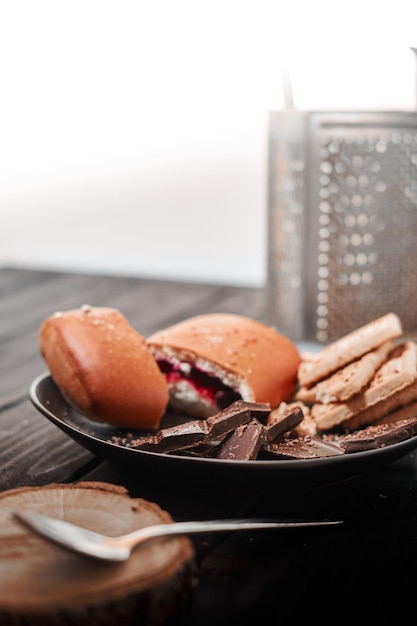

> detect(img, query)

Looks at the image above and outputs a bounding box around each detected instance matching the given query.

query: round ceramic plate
[29,372,417,492]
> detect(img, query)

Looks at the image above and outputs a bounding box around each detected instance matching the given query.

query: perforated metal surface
[267,111,417,343]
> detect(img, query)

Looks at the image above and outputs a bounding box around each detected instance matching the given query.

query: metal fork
[13,510,342,562]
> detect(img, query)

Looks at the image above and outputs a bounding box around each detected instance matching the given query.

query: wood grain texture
[0,482,195,625]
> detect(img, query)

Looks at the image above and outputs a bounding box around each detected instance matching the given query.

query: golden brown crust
[147,313,300,410]
[294,340,395,405]
[39,305,169,429]
[297,312,403,388]
[312,341,417,431]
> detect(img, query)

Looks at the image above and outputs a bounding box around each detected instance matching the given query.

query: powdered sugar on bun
[147,313,300,417]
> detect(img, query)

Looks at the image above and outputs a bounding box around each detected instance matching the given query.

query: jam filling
[158,360,241,409]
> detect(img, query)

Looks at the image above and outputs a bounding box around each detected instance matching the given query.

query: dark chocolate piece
[265,406,304,442]
[336,417,417,453]
[110,420,207,453]
[205,401,252,437]
[143,420,209,452]
[170,433,229,457]
[237,401,271,424]
[262,435,344,459]
[212,420,267,460]
[112,400,259,453]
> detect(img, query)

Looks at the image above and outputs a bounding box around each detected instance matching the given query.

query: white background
[1,0,417,287]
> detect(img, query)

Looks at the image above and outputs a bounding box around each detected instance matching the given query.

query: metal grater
[266,110,417,344]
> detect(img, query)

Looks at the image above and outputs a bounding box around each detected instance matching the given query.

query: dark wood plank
[0,330,46,404]
[103,283,265,336]
[0,269,140,342]
[0,398,99,490]
[0,268,264,342]
[0,268,264,404]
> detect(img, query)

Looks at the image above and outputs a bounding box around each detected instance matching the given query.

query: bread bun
[147,313,300,418]
[39,305,169,429]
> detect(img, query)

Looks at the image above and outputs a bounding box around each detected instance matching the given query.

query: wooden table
[2,266,417,623]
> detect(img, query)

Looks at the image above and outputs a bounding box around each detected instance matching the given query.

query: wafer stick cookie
[312,341,417,431]
[343,376,417,431]
[375,400,417,426]
[295,340,395,404]
[297,312,403,388]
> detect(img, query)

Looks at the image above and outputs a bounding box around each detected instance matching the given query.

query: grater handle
[411,47,417,110]
[281,66,295,110]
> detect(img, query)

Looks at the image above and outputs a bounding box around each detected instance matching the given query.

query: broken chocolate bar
[265,406,304,442]
[262,435,344,459]
[336,417,417,453]
[174,402,268,456]
[212,420,267,460]
[135,420,208,452]
[171,433,229,457]
[205,400,269,436]
[110,400,264,453]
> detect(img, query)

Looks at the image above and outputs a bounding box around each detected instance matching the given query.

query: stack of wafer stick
[286,312,417,434]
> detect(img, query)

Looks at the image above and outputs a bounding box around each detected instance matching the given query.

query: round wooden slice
[0,481,195,625]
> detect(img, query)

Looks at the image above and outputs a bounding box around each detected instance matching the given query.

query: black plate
[29,372,417,492]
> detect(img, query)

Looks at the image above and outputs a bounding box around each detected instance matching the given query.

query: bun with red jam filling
[147,313,300,418]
